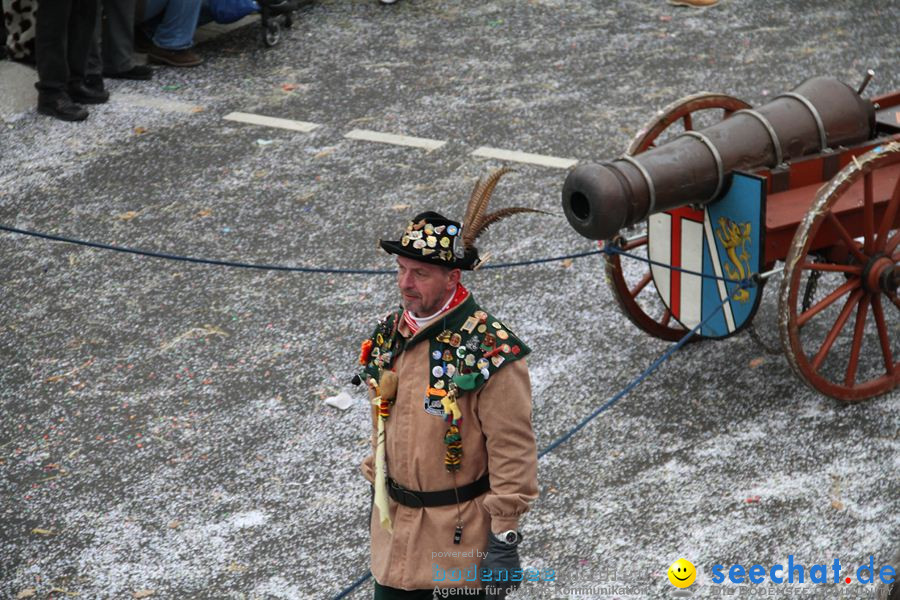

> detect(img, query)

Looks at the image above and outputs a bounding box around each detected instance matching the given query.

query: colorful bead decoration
[443,424,463,471]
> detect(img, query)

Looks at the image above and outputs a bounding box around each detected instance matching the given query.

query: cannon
[562,74,900,402]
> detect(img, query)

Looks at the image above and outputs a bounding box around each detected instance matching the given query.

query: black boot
[69,78,110,104]
[37,94,89,121]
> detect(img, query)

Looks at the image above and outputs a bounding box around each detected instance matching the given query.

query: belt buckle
[391,480,424,508]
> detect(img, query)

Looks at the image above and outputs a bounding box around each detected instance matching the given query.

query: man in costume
[357,168,541,599]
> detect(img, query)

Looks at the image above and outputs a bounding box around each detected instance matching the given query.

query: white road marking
[220,112,579,167]
[471,146,578,169]
[116,93,201,114]
[223,112,320,133]
[344,129,446,151]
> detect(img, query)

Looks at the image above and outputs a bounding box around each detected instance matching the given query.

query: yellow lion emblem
[715,217,752,303]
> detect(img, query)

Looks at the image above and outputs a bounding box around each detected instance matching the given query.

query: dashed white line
[223,112,321,133]
[472,146,578,169]
[344,129,447,151]
[222,112,580,168]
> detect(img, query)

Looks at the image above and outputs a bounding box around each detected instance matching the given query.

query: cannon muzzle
[563,77,876,241]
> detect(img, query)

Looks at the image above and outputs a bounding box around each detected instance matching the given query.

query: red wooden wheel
[604,92,751,341]
[779,142,900,402]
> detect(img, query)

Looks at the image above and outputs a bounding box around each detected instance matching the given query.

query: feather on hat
[379,167,548,270]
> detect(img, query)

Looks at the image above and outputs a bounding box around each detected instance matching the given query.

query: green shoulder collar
[420,296,531,416]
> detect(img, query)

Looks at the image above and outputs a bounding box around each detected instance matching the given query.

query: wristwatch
[493,530,522,545]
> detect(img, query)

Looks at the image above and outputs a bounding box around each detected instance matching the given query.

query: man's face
[395,255,460,317]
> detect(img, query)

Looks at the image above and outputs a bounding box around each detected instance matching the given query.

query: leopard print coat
[3,0,38,61]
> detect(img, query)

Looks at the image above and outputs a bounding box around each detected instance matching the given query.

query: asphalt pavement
[1,1,898,599]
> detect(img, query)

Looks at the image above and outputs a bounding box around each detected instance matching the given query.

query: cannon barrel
[562,77,876,241]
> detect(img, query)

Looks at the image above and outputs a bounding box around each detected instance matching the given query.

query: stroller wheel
[263,21,281,47]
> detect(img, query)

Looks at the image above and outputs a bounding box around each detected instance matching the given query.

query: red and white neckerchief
[402,284,469,335]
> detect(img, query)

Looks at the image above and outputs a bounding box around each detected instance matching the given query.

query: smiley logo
[667,558,697,588]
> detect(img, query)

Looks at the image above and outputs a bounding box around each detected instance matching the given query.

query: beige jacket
[360,306,539,590]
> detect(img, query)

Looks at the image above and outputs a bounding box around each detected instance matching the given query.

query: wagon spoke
[810,289,863,371]
[887,231,900,254]
[843,296,870,387]
[871,295,895,375]
[876,178,900,252]
[683,113,693,132]
[623,235,648,252]
[826,212,869,263]
[862,171,875,255]
[660,307,672,326]
[630,272,653,298]
[797,278,860,327]
[801,262,862,275]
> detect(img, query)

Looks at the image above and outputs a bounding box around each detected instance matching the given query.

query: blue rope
[479,248,604,269]
[604,243,754,289]
[331,283,754,599]
[0,224,601,274]
[332,572,372,599]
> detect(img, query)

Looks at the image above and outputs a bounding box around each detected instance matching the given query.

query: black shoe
[84,74,105,90]
[134,28,153,53]
[68,81,110,104]
[37,95,89,122]
[103,65,154,80]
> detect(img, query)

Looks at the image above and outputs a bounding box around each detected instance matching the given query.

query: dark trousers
[374,581,485,599]
[0,11,6,59]
[86,0,138,75]
[35,0,100,97]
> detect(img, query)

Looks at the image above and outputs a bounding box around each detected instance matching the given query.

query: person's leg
[143,0,202,67]
[34,0,72,98]
[67,0,108,103]
[0,3,7,59]
[85,7,103,77]
[34,1,89,120]
[101,0,144,74]
[66,0,99,88]
[151,0,201,50]
[138,0,165,51]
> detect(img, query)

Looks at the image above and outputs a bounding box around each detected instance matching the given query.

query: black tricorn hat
[379,211,480,270]
[380,167,547,271]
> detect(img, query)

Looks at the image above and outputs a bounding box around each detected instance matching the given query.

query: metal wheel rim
[605,92,752,341]
[778,141,900,402]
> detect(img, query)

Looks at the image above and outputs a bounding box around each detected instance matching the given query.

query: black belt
[388,475,490,508]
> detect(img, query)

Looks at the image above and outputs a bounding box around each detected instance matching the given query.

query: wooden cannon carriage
[562,75,900,402]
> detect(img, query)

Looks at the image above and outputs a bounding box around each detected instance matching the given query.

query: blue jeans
[141,0,203,50]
